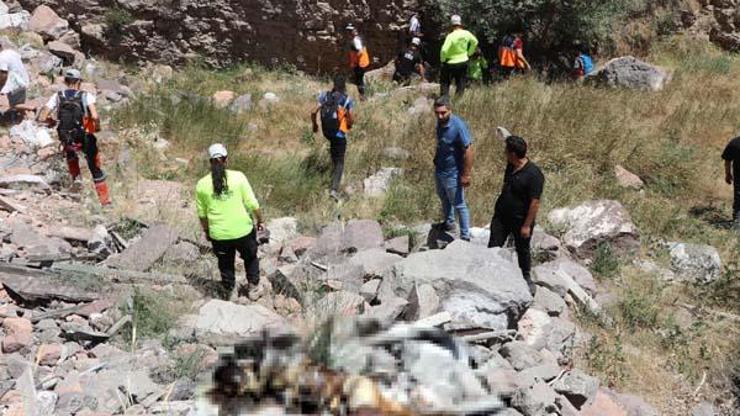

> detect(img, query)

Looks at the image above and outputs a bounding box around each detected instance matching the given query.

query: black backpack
[319,91,344,139]
[57,90,85,143]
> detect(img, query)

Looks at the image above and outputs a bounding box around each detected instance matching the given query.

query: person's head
[578,43,590,56]
[0,63,8,84]
[505,135,528,163]
[434,95,452,124]
[450,15,462,28]
[410,37,421,50]
[208,143,229,196]
[345,24,358,37]
[64,68,83,88]
[332,75,346,94]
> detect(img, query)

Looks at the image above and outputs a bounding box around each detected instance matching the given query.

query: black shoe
[524,277,536,295]
[433,222,456,232]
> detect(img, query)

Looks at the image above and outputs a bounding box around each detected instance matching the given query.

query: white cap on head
[345,23,355,31]
[0,63,8,72]
[411,37,421,46]
[208,143,228,159]
[64,68,82,80]
[451,15,462,26]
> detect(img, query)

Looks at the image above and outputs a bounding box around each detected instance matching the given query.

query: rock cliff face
[17,0,419,72]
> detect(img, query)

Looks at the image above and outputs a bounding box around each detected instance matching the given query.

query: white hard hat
[450,15,462,26]
[208,143,228,159]
[411,37,421,46]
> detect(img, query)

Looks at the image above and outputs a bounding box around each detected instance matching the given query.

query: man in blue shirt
[433,96,474,240]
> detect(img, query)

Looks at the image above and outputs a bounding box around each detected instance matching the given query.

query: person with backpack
[196,143,265,301]
[393,37,425,85]
[347,24,370,101]
[311,75,354,201]
[498,31,530,79]
[439,15,478,97]
[573,43,595,80]
[433,96,474,241]
[38,69,110,206]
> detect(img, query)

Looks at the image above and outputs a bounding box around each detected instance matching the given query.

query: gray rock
[518,362,562,384]
[364,167,402,197]
[548,200,640,258]
[499,341,551,371]
[0,174,51,192]
[691,401,717,416]
[533,259,600,313]
[258,92,280,108]
[667,242,722,283]
[229,93,252,113]
[170,378,197,401]
[383,146,411,161]
[614,165,644,190]
[518,308,576,359]
[341,220,384,253]
[308,291,365,322]
[0,11,30,31]
[552,369,600,409]
[359,279,381,302]
[365,296,408,323]
[87,224,112,257]
[592,56,671,91]
[511,381,559,416]
[266,217,299,245]
[29,5,69,41]
[385,235,410,256]
[382,241,533,331]
[482,367,522,398]
[162,241,200,263]
[36,390,58,415]
[348,248,402,279]
[187,300,288,344]
[403,282,440,320]
[104,223,179,271]
[533,286,566,316]
[47,40,83,65]
[531,227,564,261]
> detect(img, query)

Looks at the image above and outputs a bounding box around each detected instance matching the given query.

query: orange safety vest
[349,47,370,69]
[499,46,517,68]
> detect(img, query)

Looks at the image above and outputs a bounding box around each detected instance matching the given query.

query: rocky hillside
[16,0,418,72]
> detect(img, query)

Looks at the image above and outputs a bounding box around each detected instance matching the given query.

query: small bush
[585,332,626,387]
[105,7,134,30]
[619,285,661,329]
[591,242,621,279]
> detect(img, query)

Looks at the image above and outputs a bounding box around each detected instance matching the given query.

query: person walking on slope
[393,37,425,85]
[488,136,544,295]
[38,69,111,206]
[467,47,489,84]
[498,31,531,79]
[0,46,32,123]
[347,24,370,101]
[312,75,354,201]
[433,96,474,241]
[196,144,265,301]
[440,15,478,97]
[722,136,740,230]
[573,43,595,81]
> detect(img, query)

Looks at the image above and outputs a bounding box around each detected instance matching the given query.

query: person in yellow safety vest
[439,14,478,97]
[346,24,370,100]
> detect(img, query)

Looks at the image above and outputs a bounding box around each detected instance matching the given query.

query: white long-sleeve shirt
[0,49,29,93]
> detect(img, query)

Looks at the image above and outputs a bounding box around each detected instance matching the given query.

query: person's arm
[87,102,101,132]
[461,146,474,187]
[727,160,734,185]
[38,95,57,127]
[240,175,264,230]
[199,217,210,241]
[468,34,479,57]
[520,199,540,238]
[345,108,354,130]
[516,48,531,70]
[311,103,321,133]
[417,63,425,78]
[196,187,211,241]
[440,36,452,63]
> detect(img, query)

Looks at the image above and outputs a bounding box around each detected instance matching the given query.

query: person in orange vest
[38,69,111,206]
[498,31,531,79]
[346,24,370,100]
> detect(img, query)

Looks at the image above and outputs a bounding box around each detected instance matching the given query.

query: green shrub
[591,243,622,279]
[105,7,134,30]
[585,332,627,386]
[619,284,662,329]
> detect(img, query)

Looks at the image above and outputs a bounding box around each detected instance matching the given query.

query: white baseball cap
[411,37,421,46]
[64,68,82,80]
[451,15,462,26]
[345,23,356,31]
[208,143,228,159]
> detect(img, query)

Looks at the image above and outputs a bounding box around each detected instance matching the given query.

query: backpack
[501,35,516,50]
[578,54,594,75]
[57,90,86,143]
[319,91,345,139]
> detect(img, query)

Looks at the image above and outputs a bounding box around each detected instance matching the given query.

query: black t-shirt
[395,49,422,77]
[494,161,545,223]
[722,136,740,180]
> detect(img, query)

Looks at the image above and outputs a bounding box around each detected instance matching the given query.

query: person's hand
[520,224,532,239]
[460,175,472,188]
[312,123,319,134]
[726,173,734,185]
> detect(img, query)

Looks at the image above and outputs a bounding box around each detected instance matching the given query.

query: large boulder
[667,242,722,284]
[382,241,533,331]
[517,308,576,359]
[552,369,600,409]
[0,11,30,31]
[185,300,288,344]
[532,259,600,313]
[29,5,69,41]
[592,56,671,91]
[548,200,639,258]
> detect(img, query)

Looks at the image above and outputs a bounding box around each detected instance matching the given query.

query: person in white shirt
[0,48,32,121]
[409,13,422,38]
[38,68,111,205]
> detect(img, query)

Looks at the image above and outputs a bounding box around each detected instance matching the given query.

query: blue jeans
[435,173,471,240]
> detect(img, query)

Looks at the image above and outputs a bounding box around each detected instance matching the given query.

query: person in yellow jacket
[347,24,370,100]
[196,143,265,301]
[440,15,478,97]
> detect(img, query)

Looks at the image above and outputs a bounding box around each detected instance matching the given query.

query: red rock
[29,5,69,41]
[2,317,33,353]
[37,343,63,366]
[581,390,628,416]
[76,298,116,318]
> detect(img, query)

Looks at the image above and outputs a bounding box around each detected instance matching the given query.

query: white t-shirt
[0,49,29,93]
[45,90,97,112]
[352,36,364,52]
[409,16,421,34]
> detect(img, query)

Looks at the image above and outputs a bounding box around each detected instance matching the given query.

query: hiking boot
[245,282,264,301]
[433,221,456,232]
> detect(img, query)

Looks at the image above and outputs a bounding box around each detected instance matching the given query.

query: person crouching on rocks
[196,144,265,301]
[488,135,544,295]
[38,68,111,206]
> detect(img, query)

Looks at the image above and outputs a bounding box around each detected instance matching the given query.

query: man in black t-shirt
[722,136,740,229]
[393,37,425,85]
[488,136,545,294]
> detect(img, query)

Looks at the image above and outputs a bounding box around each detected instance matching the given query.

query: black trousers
[488,217,532,281]
[353,66,366,97]
[211,230,260,296]
[734,181,740,220]
[329,139,346,192]
[440,62,468,97]
[63,132,105,182]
